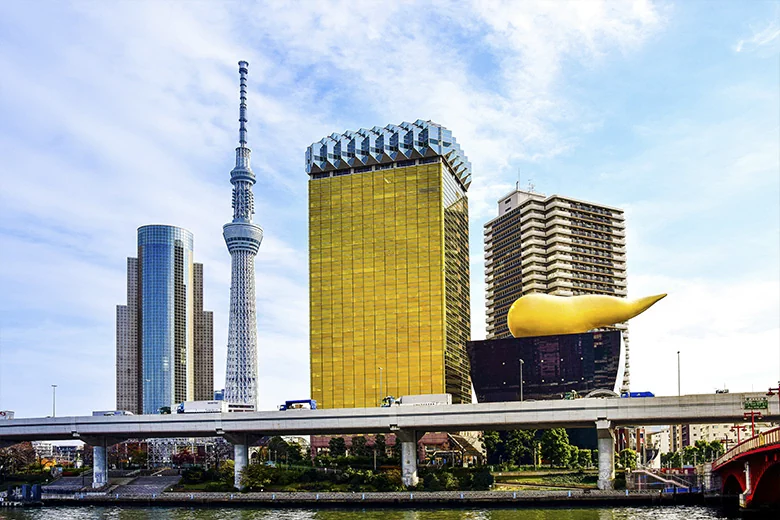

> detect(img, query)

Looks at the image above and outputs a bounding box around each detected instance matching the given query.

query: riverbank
[43,490,718,508]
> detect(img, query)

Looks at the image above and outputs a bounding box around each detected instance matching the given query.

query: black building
[467,330,623,403]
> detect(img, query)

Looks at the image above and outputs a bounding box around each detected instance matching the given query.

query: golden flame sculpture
[507,293,667,338]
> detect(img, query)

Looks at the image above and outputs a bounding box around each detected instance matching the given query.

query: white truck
[176,400,228,414]
[382,394,452,407]
[92,410,134,416]
[0,410,14,420]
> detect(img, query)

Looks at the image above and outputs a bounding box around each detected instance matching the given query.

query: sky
[0,1,778,418]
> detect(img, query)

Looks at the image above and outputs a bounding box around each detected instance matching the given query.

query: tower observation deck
[223,61,263,410]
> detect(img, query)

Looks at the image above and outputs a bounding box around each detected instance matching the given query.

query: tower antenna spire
[238,60,249,148]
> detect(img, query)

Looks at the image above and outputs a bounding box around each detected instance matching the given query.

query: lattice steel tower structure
[223,61,263,410]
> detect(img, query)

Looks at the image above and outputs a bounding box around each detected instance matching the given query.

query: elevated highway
[2,392,776,490]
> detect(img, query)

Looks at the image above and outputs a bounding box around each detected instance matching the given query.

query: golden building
[306,120,472,408]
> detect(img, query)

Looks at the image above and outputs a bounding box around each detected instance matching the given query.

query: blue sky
[0,1,777,417]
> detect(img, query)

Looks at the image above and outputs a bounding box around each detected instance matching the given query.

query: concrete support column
[234,443,248,490]
[92,441,108,489]
[396,430,419,487]
[596,419,615,490]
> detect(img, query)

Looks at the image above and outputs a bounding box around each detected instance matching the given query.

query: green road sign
[744,397,769,410]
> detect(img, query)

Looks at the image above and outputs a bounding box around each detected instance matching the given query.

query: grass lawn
[493,469,598,490]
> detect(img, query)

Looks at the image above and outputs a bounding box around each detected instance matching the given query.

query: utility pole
[51,384,57,417]
[519,359,524,402]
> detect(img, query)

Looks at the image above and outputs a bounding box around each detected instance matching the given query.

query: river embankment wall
[43,490,717,508]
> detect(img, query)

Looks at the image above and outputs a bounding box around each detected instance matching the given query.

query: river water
[0,507,740,520]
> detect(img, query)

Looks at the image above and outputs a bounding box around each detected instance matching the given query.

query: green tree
[540,429,571,467]
[240,462,272,491]
[567,444,580,468]
[482,431,504,465]
[618,449,637,470]
[374,434,387,457]
[505,430,535,465]
[708,440,725,460]
[472,467,494,490]
[351,436,371,457]
[591,449,599,467]
[661,451,682,468]
[578,448,592,468]
[682,445,699,465]
[329,437,347,457]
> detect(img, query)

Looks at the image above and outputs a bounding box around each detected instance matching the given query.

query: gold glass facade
[309,161,470,408]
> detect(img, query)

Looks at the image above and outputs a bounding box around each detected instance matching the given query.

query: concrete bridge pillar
[396,430,419,487]
[234,443,248,490]
[596,419,615,490]
[92,440,108,488]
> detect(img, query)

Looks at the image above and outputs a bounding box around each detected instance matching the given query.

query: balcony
[547,252,572,262]
[521,246,546,257]
[547,235,572,245]
[547,261,571,271]
[523,273,547,284]
[546,217,570,228]
[524,281,547,291]
[550,289,573,296]
[548,279,573,289]
[547,243,572,254]
[524,254,546,264]
[520,220,544,232]
[546,199,570,210]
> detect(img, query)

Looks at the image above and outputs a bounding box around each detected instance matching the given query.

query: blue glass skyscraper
[116,225,214,414]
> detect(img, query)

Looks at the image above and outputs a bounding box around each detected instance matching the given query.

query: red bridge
[713,427,780,509]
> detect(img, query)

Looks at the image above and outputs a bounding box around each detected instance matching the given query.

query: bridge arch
[722,474,743,496]
[751,461,780,506]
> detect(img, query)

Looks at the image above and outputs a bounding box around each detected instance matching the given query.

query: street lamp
[743,411,763,438]
[730,424,748,444]
[518,359,525,402]
[51,384,57,418]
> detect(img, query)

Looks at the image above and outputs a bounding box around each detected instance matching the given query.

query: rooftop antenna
[527,179,535,193]
[516,168,521,191]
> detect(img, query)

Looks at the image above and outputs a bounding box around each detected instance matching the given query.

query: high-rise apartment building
[484,189,629,389]
[116,225,213,414]
[306,120,472,408]
[223,61,263,411]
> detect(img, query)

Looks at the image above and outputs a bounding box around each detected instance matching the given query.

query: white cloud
[735,17,780,53]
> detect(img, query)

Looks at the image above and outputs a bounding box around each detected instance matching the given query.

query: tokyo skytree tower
[223,61,263,410]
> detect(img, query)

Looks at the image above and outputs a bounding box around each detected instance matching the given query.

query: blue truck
[278,399,317,411]
[621,391,655,398]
